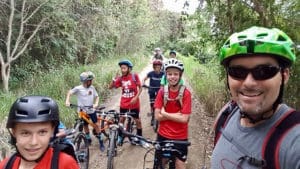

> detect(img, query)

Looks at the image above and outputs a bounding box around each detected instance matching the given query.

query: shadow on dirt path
[88,62,215,169]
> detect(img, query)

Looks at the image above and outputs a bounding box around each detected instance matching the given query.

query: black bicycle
[68,104,98,169]
[101,109,135,169]
[142,84,161,132]
[53,126,89,169]
[121,129,191,169]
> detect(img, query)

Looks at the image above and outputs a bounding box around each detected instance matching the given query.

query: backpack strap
[262,109,300,169]
[51,144,61,169]
[132,73,137,85]
[163,85,186,107]
[213,100,238,146]
[176,85,186,107]
[163,85,168,107]
[4,152,18,169]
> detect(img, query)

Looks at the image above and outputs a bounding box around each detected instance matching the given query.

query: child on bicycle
[154,58,192,169]
[65,71,105,152]
[142,59,164,126]
[0,95,79,169]
[109,59,148,147]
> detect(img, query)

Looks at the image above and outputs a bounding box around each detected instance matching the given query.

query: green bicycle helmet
[219,26,296,67]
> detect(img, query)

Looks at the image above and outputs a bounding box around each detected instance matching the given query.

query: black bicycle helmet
[7,95,60,129]
[169,50,177,56]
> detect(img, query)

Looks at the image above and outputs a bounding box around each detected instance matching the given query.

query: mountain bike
[102,109,136,169]
[69,104,110,142]
[142,84,161,132]
[121,129,191,169]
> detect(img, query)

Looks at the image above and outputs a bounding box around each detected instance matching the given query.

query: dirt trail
[88,63,215,169]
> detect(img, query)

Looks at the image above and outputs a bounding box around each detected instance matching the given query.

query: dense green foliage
[1,0,299,120]
[178,0,300,112]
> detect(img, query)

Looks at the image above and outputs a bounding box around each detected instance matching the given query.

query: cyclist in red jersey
[109,59,148,147]
[154,58,192,169]
[0,95,79,169]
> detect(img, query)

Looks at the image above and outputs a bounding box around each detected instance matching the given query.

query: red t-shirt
[114,73,141,109]
[154,87,192,139]
[0,147,79,169]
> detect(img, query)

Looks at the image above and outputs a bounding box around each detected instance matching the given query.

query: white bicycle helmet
[164,58,184,72]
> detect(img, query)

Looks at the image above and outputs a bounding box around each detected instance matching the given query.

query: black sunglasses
[227,65,281,80]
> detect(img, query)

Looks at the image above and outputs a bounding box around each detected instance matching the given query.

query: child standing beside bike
[154,58,192,169]
[65,71,105,152]
[109,59,148,147]
[142,60,164,127]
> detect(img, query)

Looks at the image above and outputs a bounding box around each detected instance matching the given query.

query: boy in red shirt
[154,58,192,169]
[109,59,148,147]
[0,95,79,169]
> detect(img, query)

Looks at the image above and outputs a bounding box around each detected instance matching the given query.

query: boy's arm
[142,76,149,85]
[160,111,190,123]
[130,85,142,104]
[155,108,168,121]
[65,90,72,106]
[93,96,99,108]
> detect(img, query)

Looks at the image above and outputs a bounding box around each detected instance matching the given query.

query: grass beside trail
[180,55,227,116]
[0,54,149,126]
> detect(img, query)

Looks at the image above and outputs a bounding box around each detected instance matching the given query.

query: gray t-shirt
[211,104,300,169]
[70,85,98,114]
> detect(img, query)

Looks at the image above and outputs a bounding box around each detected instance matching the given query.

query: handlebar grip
[162,140,191,146]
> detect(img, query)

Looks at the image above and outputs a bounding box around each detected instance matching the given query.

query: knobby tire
[74,132,89,169]
[107,130,117,169]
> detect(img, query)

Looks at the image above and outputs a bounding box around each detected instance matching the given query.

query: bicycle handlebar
[121,127,191,146]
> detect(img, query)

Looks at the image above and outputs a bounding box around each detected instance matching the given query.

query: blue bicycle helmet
[118,59,133,69]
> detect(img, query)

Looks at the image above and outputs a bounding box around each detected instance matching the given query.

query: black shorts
[156,133,188,162]
[120,108,139,119]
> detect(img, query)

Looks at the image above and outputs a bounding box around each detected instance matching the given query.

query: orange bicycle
[69,104,113,142]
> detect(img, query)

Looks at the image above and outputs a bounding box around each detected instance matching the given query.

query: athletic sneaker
[117,136,124,146]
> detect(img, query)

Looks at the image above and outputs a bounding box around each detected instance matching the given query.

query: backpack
[214,101,300,169]
[4,142,77,169]
[131,73,137,85]
[163,85,186,107]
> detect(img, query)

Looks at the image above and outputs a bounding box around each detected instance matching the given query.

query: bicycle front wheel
[74,132,89,169]
[107,130,117,169]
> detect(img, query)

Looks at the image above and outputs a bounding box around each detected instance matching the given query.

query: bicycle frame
[121,129,191,169]
[70,104,112,134]
[142,84,160,132]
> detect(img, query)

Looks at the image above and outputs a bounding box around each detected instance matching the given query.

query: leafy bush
[180,56,227,116]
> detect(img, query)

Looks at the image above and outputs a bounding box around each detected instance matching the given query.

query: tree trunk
[1,63,10,92]
[227,0,234,34]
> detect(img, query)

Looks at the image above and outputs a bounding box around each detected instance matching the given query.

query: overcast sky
[162,0,199,14]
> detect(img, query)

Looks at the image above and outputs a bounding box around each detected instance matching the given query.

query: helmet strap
[240,108,274,124]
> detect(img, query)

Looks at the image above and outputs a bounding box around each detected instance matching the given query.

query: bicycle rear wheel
[74,132,89,169]
[107,130,117,169]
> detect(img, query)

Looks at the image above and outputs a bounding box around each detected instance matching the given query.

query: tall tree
[0,0,47,92]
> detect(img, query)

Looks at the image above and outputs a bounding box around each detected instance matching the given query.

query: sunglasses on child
[227,65,281,80]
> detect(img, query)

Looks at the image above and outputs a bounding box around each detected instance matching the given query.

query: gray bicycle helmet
[7,95,60,129]
[80,71,95,82]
